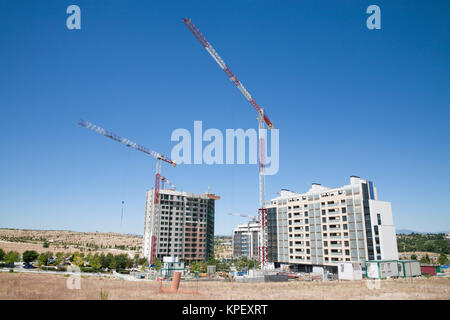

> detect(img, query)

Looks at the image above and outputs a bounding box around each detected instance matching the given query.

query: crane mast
[78,119,176,265]
[183,19,273,268]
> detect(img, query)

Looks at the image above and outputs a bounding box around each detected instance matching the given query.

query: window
[322,217,326,223]
[342,207,347,213]
[377,213,382,225]
[343,216,347,222]
[322,210,326,215]
[323,225,327,231]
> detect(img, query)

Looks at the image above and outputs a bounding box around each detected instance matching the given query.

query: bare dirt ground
[1,272,449,300]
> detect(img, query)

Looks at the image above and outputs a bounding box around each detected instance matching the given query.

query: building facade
[143,189,219,262]
[232,221,259,260]
[265,176,398,270]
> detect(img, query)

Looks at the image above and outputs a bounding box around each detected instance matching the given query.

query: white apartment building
[265,176,398,271]
[232,221,259,260]
[143,189,219,262]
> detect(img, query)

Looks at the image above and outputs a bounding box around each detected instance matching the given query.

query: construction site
[69,19,450,290]
[1,2,450,302]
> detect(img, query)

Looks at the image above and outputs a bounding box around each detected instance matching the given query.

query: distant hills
[397,229,449,235]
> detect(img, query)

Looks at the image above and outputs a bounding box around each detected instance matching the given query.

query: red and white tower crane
[78,119,176,265]
[183,19,274,268]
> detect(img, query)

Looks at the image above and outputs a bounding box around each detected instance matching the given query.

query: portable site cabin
[365,260,399,279]
[397,260,421,278]
[337,262,363,281]
[162,256,184,278]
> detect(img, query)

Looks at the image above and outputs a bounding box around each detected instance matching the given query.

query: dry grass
[1,272,449,300]
[0,228,141,256]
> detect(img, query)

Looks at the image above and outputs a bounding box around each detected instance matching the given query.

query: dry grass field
[1,272,449,300]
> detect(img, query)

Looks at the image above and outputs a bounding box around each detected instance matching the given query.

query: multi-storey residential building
[232,221,259,260]
[143,189,219,262]
[266,176,398,271]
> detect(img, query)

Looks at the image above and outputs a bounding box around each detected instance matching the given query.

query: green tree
[420,254,431,264]
[114,254,131,270]
[235,256,258,271]
[22,250,39,264]
[38,252,53,266]
[438,252,448,265]
[89,253,102,270]
[101,253,114,269]
[43,242,50,248]
[109,259,117,270]
[0,248,6,261]
[190,261,206,273]
[410,254,417,260]
[137,257,148,267]
[71,252,84,267]
[54,252,64,265]
[154,257,162,271]
[5,251,20,264]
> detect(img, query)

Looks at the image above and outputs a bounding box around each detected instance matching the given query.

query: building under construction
[143,189,220,262]
[232,221,259,260]
[265,176,399,272]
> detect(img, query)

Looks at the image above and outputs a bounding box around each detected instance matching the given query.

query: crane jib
[183,19,274,130]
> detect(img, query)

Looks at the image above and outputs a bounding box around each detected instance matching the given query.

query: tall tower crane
[183,19,274,268]
[77,119,176,265]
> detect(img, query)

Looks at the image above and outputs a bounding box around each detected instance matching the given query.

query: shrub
[117,269,130,274]
[99,288,109,300]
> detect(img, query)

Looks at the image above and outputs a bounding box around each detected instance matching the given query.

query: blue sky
[0,0,449,235]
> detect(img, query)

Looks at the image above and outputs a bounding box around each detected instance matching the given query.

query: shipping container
[420,264,439,276]
[397,260,421,278]
[365,260,399,279]
[337,262,363,280]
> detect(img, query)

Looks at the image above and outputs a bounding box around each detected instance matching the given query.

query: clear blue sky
[1,0,449,235]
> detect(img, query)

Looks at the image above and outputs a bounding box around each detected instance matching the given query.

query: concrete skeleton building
[232,221,259,260]
[265,176,398,271]
[143,189,219,262]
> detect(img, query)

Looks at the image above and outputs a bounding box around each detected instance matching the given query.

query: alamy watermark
[170,121,279,175]
[66,265,81,290]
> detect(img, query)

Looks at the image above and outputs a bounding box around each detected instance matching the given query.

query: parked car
[23,263,36,269]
